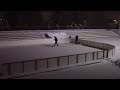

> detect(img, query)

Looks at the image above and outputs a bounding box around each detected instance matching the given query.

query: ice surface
[0,44,101,64]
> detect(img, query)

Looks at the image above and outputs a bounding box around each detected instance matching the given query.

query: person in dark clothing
[54,36,58,46]
[75,35,78,44]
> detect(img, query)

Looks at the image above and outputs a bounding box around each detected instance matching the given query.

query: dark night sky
[104,11,120,19]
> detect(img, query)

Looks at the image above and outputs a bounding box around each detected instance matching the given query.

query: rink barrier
[70,38,115,58]
[0,38,115,79]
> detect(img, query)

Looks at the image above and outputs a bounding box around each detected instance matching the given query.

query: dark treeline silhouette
[0,11,119,31]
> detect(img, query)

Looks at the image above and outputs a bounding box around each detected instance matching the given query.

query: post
[57,57,60,67]
[76,55,78,63]
[118,16,120,30]
[8,64,11,75]
[34,60,38,70]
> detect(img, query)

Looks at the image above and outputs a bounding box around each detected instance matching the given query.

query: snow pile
[47,32,70,39]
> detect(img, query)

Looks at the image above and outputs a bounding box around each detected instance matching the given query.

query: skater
[75,35,78,44]
[54,36,58,46]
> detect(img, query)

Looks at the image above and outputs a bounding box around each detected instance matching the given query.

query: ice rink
[0,29,120,79]
[15,36,120,79]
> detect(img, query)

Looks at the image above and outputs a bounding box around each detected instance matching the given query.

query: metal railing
[0,50,106,78]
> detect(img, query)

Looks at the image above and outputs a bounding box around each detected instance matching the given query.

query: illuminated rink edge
[0,30,116,79]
